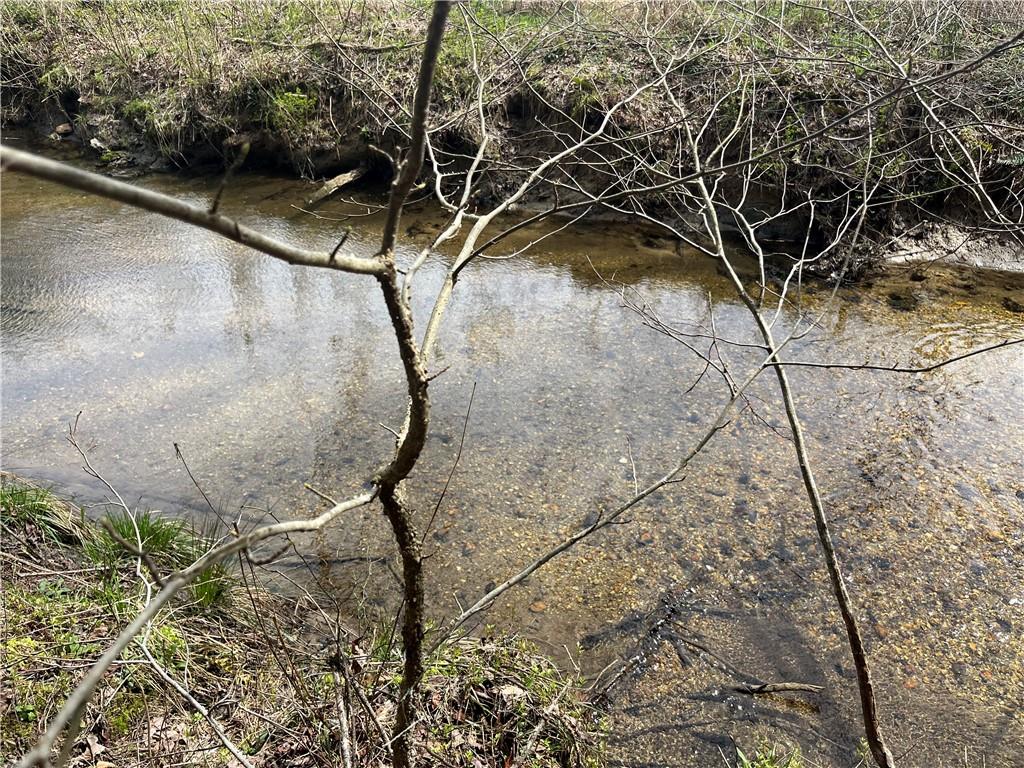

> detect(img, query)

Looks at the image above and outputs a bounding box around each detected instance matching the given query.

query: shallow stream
[2,152,1022,766]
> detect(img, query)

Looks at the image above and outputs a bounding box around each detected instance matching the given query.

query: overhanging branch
[0,146,385,276]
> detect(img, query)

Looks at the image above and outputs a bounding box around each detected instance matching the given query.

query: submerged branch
[767,337,1023,373]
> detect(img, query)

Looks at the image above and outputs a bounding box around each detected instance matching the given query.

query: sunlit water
[2,152,1022,766]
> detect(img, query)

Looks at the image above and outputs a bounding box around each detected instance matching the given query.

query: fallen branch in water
[306,167,367,208]
[734,682,825,696]
[766,337,1023,373]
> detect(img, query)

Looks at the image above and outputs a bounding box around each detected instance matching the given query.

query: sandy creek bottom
[2,165,1022,766]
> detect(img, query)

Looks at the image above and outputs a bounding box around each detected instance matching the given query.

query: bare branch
[379,1,452,255]
[0,146,384,276]
[767,338,1024,373]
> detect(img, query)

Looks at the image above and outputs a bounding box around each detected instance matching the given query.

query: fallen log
[306,167,366,208]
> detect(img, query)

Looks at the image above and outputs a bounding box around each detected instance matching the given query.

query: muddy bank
[4,1,1023,273]
[886,220,1024,274]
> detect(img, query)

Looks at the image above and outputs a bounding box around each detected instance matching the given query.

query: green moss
[106,694,148,737]
[122,98,153,124]
[267,89,316,134]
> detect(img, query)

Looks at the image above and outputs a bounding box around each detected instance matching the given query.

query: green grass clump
[267,89,316,134]
[84,508,201,570]
[82,507,233,611]
[0,477,86,544]
[190,562,230,608]
[735,745,804,768]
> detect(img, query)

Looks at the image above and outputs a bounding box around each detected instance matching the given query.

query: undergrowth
[734,745,805,768]
[0,475,605,767]
[2,0,1019,220]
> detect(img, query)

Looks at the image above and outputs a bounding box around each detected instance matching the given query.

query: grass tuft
[0,475,87,544]
[82,508,223,578]
[735,745,804,768]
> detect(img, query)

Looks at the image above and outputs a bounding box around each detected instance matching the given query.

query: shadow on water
[2,159,1023,765]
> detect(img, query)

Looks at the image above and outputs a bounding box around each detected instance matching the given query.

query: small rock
[985,527,1005,542]
[887,292,919,311]
[953,482,982,503]
[733,498,757,524]
[1002,297,1024,313]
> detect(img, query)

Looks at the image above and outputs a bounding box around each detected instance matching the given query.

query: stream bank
[1,474,604,768]
[4,1,1022,274]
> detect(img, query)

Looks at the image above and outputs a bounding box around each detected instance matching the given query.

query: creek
[2,153,1022,766]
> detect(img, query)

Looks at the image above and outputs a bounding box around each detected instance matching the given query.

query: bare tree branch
[0,147,384,275]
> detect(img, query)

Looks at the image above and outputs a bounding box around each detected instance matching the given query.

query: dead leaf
[498,684,527,700]
[86,734,106,757]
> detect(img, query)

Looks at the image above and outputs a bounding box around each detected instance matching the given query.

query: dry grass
[0,477,604,767]
[2,1,1020,276]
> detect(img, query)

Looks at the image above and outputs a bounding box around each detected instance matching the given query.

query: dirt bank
[3,1,1022,273]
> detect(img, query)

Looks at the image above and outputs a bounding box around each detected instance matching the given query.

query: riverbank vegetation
[1,475,605,767]
[2,1,1022,270]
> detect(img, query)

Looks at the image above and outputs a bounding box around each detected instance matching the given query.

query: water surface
[2,159,1022,766]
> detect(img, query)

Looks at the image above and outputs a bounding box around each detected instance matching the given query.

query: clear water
[2,154,1022,765]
